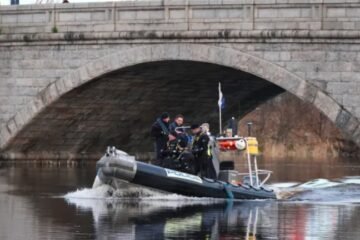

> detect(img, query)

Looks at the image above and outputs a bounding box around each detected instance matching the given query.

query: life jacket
[156,118,170,135]
[193,132,212,157]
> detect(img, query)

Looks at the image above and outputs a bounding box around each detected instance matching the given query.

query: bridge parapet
[0,0,360,34]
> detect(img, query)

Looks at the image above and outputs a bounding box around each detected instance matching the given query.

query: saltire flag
[218,82,225,109]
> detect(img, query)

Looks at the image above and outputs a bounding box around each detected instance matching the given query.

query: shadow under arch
[0,44,358,156]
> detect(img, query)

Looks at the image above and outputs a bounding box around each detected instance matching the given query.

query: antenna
[247,121,253,137]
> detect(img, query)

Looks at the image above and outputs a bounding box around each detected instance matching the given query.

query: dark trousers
[199,155,216,179]
[153,140,167,166]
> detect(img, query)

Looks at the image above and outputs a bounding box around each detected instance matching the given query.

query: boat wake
[64,176,360,204]
[273,176,360,203]
[64,183,226,220]
[64,182,222,203]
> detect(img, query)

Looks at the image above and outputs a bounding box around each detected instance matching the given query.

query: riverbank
[237,92,360,161]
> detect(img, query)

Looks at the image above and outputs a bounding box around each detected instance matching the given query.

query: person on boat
[162,135,196,174]
[169,114,192,149]
[200,123,210,136]
[191,124,216,179]
[159,115,196,174]
[201,123,219,177]
[169,114,185,137]
[151,112,176,166]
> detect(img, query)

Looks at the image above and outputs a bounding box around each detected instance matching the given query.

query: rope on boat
[223,183,234,199]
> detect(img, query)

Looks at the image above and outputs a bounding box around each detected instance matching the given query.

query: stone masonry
[1,0,360,159]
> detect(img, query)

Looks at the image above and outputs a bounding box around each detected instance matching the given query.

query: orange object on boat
[218,139,238,151]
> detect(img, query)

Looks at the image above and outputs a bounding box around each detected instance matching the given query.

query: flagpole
[218,82,222,136]
[219,104,222,136]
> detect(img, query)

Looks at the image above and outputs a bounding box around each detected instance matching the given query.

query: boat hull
[95,154,276,200]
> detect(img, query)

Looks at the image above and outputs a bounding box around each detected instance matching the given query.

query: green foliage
[51,26,58,33]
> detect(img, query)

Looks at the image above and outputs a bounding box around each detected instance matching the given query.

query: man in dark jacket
[151,112,175,166]
[191,124,216,179]
[169,114,190,150]
[169,114,185,137]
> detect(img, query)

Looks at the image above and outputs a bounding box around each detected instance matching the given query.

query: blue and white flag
[218,82,225,109]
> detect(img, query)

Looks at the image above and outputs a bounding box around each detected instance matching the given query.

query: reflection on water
[65,186,360,240]
[66,199,268,240]
[0,161,360,239]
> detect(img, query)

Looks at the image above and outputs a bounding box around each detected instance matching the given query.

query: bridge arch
[0,44,358,154]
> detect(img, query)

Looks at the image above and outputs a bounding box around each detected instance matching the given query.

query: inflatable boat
[93,136,276,200]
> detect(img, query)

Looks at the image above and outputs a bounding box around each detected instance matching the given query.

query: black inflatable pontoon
[93,148,276,200]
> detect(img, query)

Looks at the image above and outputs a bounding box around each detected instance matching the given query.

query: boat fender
[223,183,234,199]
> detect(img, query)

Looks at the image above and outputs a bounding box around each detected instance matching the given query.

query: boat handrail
[174,126,191,131]
[238,169,273,175]
[237,169,272,187]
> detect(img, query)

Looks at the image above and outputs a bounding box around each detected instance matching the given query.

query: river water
[1,160,360,240]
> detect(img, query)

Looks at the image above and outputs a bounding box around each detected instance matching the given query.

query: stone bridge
[1,0,360,160]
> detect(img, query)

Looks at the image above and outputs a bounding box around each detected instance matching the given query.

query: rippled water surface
[1,160,360,240]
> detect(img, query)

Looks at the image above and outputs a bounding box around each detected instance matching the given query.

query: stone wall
[1,1,360,159]
[1,61,282,160]
[2,41,360,143]
[1,0,360,34]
